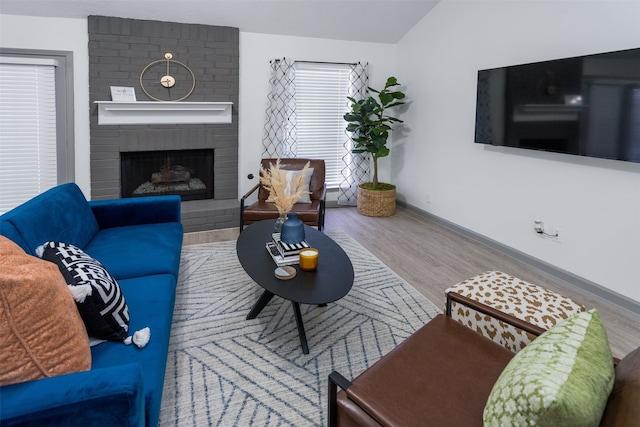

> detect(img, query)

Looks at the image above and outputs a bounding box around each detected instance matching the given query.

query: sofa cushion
[278,168,313,203]
[264,166,314,205]
[0,236,91,386]
[484,309,615,427]
[0,221,30,254]
[341,314,514,426]
[84,222,184,280]
[0,183,98,255]
[286,168,313,203]
[90,274,177,427]
[446,270,585,352]
[41,241,129,341]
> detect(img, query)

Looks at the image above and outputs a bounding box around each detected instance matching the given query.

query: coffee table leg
[292,302,309,354]
[246,290,275,320]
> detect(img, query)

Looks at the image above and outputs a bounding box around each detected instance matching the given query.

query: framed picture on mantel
[110,86,136,102]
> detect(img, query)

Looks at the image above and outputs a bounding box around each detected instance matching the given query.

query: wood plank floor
[184,205,640,359]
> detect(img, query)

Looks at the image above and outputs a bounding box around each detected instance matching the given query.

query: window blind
[0,58,58,214]
[294,62,352,188]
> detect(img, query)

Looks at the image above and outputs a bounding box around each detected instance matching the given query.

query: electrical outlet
[553,227,562,243]
[534,220,544,233]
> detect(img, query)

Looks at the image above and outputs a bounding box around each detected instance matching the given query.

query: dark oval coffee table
[236,220,354,354]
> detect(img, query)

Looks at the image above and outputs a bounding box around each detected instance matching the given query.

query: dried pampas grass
[260,159,310,215]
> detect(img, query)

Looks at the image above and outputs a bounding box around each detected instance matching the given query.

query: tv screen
[474,47,640,163]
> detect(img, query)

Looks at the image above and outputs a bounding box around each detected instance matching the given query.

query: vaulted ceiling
[0,0,440,43]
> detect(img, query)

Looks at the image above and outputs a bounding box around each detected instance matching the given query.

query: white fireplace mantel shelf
[94,101,233,125]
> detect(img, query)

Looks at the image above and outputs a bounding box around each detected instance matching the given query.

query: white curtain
[338,62,369,206]
[262,58,297,158]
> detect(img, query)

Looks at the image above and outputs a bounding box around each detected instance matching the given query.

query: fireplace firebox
[120,149,214,201]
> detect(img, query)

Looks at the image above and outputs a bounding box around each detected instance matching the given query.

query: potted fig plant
[344,76,406,216]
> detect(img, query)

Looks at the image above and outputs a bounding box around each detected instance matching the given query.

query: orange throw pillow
[0,236,91,386]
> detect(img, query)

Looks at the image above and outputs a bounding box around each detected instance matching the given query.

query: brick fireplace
[88,16,240,232]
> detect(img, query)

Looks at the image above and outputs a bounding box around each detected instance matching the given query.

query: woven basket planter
[357,185,396,217]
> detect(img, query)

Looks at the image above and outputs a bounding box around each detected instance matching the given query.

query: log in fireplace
[120,149,214,201]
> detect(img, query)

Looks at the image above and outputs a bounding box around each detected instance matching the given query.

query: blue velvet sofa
[0,183,183,426]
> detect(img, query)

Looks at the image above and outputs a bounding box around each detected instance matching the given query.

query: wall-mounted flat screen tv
[474,47,640,163]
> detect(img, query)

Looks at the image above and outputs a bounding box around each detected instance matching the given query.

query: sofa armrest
[241,183,261,201]
[446,291,546,336]
[328,371,353,427]
[318,186,327,231]
[240,184,261,230]
[89,195,181,229]
[0,364,145,427]
[319,184,327,202]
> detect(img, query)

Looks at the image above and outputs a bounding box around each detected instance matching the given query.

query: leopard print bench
[445,271,585,352]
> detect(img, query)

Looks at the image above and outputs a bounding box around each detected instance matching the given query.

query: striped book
[272,233,310,256]
[266,242,299,266]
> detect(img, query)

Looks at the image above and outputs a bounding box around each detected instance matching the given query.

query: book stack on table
[265,233,311,266]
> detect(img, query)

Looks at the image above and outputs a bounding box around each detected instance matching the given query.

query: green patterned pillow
[483,309,614,427]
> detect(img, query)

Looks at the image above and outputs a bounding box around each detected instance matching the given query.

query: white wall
[3,5,638,303]
[239,32,396,199]
[395,0,640,303]
[0,15,91,197]
[0,15,396,202]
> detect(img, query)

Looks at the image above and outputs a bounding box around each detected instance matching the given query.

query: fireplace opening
[121,149,214,201]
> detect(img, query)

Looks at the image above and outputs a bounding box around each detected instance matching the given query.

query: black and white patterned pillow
[40,241,129,341]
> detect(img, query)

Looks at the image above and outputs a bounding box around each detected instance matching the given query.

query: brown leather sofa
[240,158,326,231]
[328,293,640,427]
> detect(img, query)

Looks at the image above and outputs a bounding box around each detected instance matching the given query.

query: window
[0,50,74,214]
[262,59,368,202]
[293,62,352,188]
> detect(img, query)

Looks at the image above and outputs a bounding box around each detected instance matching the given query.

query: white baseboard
[401,202,640,316]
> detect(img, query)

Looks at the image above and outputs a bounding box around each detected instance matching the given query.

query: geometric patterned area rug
[159,230,441,426]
